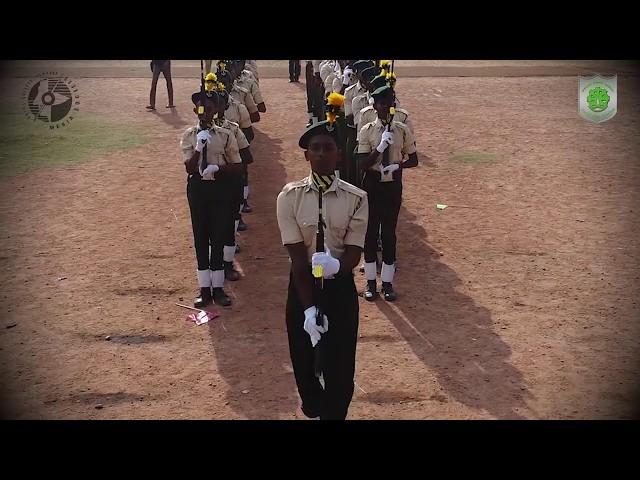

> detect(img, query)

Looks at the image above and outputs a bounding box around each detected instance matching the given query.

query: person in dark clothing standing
[289,60,301,82]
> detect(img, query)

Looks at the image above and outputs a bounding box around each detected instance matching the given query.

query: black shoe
[382,282,397,302]
[212,287,232,306]
[235,244,241,254]
[289,78,295,83]
[241,200,253,213]
[237,218,248,232]
[301,403,321,419]
[224,261,241,281]
[194,287,212,308]
[364,280,379,301]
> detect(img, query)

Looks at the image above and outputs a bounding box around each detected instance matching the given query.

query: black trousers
[305,62,315,113]
[343,126,358,186]
[224,175,244,247]
[242,162,249,189]
[305,62,324,119]
[286,269,359,420]
[187,175,232,271]
[362,171,403,265]
[289,60,301,80]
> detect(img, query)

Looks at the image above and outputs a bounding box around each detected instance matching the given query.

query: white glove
[382,163,400,174]
[200,164,219,180]
[195,130,212,152]
[368,96,375,105]
[303,306,329,347]
[311,249,340,279]
[342,67,353,86]
[376,130,395,153]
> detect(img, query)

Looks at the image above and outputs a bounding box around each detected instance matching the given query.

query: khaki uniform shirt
[237,70,264,105]
[277,174,369,264]
[225,97,252,129]
[245,60,259,81]
[181,123,242,172]
[357,118,417,170]
[344,82,366,118]
[230,84,258,114]
[356,106,414,134]
[217,119,249,151]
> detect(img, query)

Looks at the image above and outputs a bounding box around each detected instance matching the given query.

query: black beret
[298,120,340,149]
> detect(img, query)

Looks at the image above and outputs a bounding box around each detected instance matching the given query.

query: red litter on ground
[176,303,219,325]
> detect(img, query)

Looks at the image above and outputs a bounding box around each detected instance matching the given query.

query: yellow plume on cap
[205,72,218,92]
[379,60,392,70]
[386,71,397,87]
[327,92,345,108]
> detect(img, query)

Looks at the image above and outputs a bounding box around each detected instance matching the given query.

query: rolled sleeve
[224,131,242,164]
[277,191,304,246]
[343,194,368,248]
[238,104,252,129]
[180,129,196,162]
[357,126,372,152]
[402,126,417,156]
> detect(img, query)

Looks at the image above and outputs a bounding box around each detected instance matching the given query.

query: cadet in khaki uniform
[320,60,336,84]
[277,120,368,420]
[356,75,415,165]
[351,66,381,126]
[222,84,255,213]
[217,62,261,124]
[182,88,244,307]
[344,60,373,124]
[353,74,387,132]
[339,60,356,95]
[213,88,254,281]
[357,85,418,302]
[342,60,373,186]
[245,60,259,82]
[217,70,256,223]
[357,99,413,136]
[323,60,346,96]
[224,91,254,143]
[232,60,267,113]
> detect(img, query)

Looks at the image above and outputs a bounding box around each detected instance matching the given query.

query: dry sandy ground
[0,69,639,419]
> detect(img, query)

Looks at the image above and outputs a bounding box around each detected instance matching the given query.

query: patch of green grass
[452,151,499,164]
[0,108,150,176]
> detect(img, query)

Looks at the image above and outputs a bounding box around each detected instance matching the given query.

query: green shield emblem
[579,75,617,123]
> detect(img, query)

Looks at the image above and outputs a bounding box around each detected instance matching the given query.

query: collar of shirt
[303,172,340,194]
[373,117,389,132]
